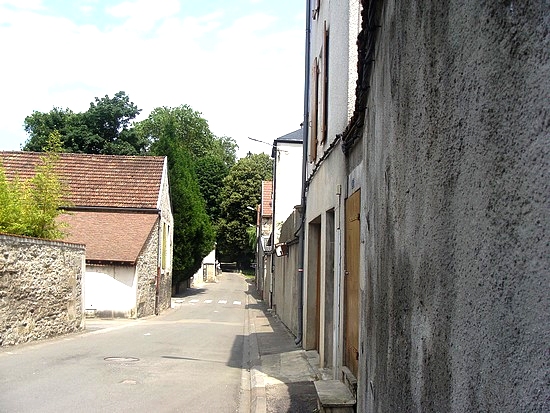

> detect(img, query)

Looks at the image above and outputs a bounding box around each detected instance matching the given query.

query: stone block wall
[135,220,172,318]
[136,222,159,318]
[158,256,172,313]
[0,234,85,347]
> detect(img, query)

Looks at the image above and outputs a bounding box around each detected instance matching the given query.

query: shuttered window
[310,57,319,162]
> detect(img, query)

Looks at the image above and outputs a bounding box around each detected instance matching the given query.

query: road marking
[173,298,243,306]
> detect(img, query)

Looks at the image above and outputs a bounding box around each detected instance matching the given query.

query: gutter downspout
[296,0,312,346]
[271,145,278,309]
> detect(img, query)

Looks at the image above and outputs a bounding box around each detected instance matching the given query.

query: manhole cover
[104,357,140,362]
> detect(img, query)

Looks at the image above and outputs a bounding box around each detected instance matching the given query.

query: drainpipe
[296,0,312,346]
[271,146,278,309]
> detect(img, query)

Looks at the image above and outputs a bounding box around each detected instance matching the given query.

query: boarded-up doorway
[323,209,335,367]
[306,218,321,351]
[344,189,360,377]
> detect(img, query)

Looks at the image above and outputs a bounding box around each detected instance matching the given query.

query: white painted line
[204,299,213,304]
[233,301,241,305]
[218,300,227,304]
[190,299,199,303]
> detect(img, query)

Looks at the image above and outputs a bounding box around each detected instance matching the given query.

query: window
[310,21,329,161]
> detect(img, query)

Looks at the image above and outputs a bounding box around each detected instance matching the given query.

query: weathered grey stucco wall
[0,234,85,346]
[360,1,549,412]
[272,208,302,336]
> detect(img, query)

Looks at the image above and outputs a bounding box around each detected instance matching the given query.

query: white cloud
[106,0,181,34]
[0,1,305,157]
[0,0,43,10]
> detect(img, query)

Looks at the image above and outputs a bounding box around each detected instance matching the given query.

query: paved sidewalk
[244,281,320,413]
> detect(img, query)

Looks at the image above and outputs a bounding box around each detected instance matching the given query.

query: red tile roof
[58,211,158,264]
[262,181,273,217]
[0,151,165,209]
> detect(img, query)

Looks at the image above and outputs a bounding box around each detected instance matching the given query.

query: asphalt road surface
[0,272,250,413]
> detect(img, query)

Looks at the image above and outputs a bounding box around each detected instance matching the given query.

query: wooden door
[315,226,321,350]
[344,189,360,377]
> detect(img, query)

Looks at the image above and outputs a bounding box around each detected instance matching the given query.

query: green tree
[168,144,215,284]
[83,91,145,154]
[0,132,68,239]
[141,105,214,158]
[0,169,24,235]
[23,107,74,152]
[137,105,236,224]
[141,107,218,285]
[23,91,147,155]
[217,153,272,268]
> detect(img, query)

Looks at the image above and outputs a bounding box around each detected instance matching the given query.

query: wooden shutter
[320,21,329,144]
[310,58,319,162]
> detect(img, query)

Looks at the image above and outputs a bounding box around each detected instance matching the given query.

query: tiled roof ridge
[0,150,165,161]
[0,151,166,209]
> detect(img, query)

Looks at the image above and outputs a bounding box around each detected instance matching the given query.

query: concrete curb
[239,291,252,413]
[250,367,266,413]
[248,293,265,413]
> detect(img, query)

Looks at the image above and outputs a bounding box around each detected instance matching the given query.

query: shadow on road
[171,287,207,298]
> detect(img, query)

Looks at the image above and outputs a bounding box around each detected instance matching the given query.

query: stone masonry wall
[158,159,173,313]
[0,234,85,347]
[158,259,172,313]
[135,220,172,318]
[136,221,159,318]
[359,1,549,412]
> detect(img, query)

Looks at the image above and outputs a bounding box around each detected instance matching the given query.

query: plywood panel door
[344,189,360,377]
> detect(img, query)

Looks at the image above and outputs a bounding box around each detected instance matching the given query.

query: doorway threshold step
[314,379,356,413]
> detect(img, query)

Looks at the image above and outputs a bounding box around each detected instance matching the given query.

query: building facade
[0,152,174,319]
[277,1,549,412]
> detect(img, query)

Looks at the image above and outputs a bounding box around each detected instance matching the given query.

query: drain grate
[104,357,140,362]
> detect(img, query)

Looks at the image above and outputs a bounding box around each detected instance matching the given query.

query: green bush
[0,132,67,239]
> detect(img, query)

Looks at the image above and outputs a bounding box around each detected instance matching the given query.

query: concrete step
[314,379,356,413]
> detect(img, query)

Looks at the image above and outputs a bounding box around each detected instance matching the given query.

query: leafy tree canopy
[137,106,237,225]
[165,141,215,283]
[23,91,147,155]
[139,105,215,159]
[217,153,273,267]
[140,106,228,285]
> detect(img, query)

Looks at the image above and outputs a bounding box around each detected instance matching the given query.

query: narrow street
[0,272,249,413]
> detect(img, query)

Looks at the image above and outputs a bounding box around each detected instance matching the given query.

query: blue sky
[0,0,305,157]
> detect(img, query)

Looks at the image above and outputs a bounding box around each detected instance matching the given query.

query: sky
[0,0,305,158]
